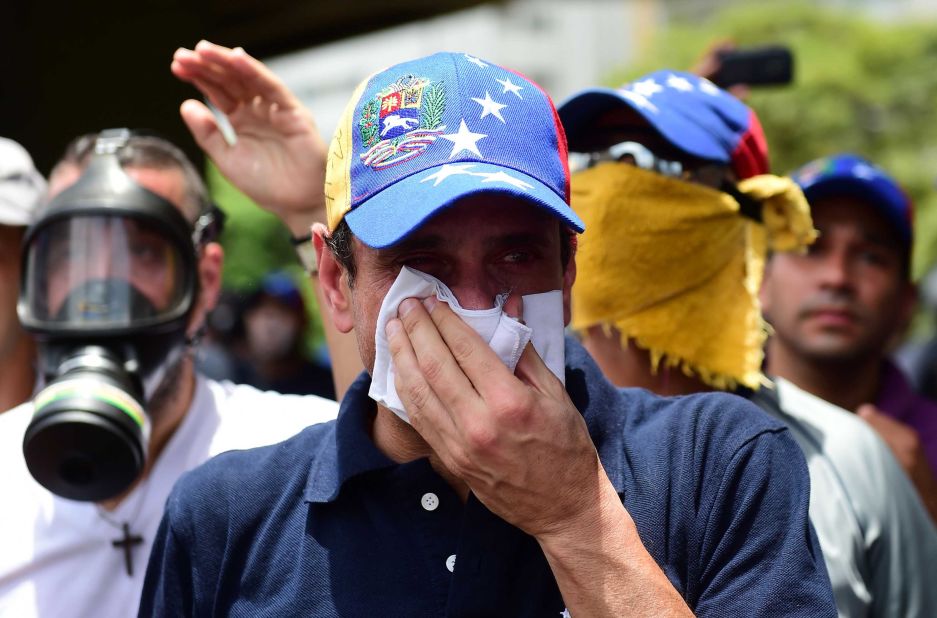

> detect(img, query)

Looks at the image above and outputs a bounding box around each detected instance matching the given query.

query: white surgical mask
[370,267,565,423]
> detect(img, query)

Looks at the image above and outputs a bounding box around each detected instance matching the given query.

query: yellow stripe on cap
[325,76,373,232]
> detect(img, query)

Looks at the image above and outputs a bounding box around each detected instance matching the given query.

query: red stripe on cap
[730,108,770,179]
[505,67,571,202]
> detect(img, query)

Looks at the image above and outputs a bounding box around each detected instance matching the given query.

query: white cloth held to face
[371,267,565,423]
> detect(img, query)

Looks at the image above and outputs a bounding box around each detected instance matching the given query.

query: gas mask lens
[23,214,187,329]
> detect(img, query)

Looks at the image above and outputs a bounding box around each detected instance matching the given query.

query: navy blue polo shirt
[140,339,835,617]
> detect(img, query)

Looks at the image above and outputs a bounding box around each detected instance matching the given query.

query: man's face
[343,194,574,374]
[0,224,26,357]
[760,195,914,364]
[43,166,191,320]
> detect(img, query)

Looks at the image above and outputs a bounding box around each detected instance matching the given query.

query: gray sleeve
[863,433,937,618]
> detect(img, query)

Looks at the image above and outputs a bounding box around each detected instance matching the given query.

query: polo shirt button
[446,554,456,573]
[421,492,439,511]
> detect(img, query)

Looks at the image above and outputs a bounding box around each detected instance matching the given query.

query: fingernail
[399,298,420,317]
[386,319,402,337]
[422,296,438,312]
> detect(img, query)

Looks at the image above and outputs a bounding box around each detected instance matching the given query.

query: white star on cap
[619,89,658,113]
[471,91,508,123]
[631,78,663,97]
[699,79,721,96]
[479,170,533,190]
[560,609,572,618]
[464,54,488,69]
[666,74,694,91]
[852,163,878,180]
[440,120,487,158]
[420,163,479,186]
[496,76,524,99]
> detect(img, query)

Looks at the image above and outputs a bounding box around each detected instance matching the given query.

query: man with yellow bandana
[558,70,937,617]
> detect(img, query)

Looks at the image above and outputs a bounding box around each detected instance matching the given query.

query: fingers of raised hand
[193,41,297,109]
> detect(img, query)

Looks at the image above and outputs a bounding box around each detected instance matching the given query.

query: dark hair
[50,131,211,222]
[324,218,575,288]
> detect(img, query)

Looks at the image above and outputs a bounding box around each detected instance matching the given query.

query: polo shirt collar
[304,371,396,503]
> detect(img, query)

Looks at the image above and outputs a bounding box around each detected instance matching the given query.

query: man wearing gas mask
[140,51,835,616]
[557,72,937,616]
[0,130,338,617]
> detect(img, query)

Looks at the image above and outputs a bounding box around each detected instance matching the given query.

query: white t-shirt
[0,376,339,618]
[769,378,937,618]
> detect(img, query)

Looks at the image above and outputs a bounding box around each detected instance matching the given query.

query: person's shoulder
[618,386,787,448]
[166,420,335,528]
[0,400,34,430]
[207,377,339,421]
[775,377,923,502]
[775,377,888,451]
[0,402,34,461]
[197,376,339,453]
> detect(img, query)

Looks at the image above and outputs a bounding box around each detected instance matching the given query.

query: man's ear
[313,223,354,333]
[562,234,578,327]
[187,241,224,337]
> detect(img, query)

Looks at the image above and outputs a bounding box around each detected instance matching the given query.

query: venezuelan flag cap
[324,52,584,248]
[558,70,769,180]
[791,153,913,247]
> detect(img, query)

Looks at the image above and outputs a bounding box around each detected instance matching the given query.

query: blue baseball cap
[791,154,913,247]
[558,70,769,179]
[324,52,584,248]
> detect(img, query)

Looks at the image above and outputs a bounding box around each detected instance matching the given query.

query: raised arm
[171,41,363,398]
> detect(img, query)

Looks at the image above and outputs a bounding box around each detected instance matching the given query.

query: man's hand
[386,294,606,536]
[858,403,937,524]
[171,40,328,236]
[386,294,692,617]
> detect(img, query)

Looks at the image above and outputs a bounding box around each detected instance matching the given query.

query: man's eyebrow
[376,234,447,262]
[485,232,553,250]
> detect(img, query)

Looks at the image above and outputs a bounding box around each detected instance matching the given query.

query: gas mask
[17,129,223,502]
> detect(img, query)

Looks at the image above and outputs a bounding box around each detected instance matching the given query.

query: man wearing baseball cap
[559,75,937,617]
[0,137,45,413]
[141,53,834,616]
[761,154,937,520]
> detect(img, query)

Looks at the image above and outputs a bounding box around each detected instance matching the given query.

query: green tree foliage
[611,1,937,278]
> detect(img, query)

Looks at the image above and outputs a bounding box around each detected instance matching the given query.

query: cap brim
[558,88,731,163]
[344,162,584,249]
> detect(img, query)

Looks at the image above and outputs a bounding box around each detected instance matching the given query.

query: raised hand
[171,40,328,235]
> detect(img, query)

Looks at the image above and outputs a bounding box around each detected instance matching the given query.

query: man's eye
[501,251,534,264]
[402,255,435,267]
[858,250,889,267]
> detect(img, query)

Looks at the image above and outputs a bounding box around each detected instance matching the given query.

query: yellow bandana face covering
[570,163,815,390]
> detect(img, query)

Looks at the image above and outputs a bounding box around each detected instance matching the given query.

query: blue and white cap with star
[324,51,583,248]
[791,153,914,248]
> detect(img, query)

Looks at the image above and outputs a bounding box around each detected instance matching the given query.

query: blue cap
[254,271,304,311]
[791,154,913,247]
[558,70,769,179]
[324,52,584,248]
